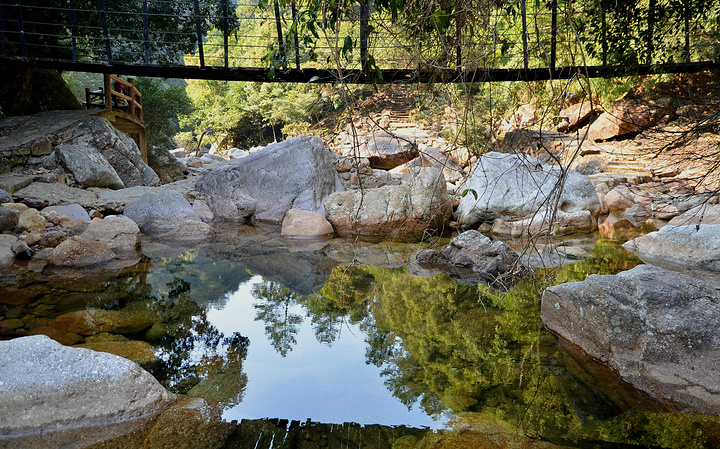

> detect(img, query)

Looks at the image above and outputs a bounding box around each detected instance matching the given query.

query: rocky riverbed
[1,92,720,447]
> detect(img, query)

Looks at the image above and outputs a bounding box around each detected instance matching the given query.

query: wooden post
[273,0,286,62]
[684,0,691,62]
[70,0,77,61]
[143,0,149,64]
[14,0,26,58]
[647,0,655,64]
[292,1,300,70]
[551,0,557,71]
[100,0,112,63]
[104,74,112,111]
[359,0,369,72]
[129,78,136,117]
[521,0,528,70]
[223,0,229,67]
[193,0,205,67]
[601,0,607,67]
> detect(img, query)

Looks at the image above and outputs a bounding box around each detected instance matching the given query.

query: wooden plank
[6,57,720,84]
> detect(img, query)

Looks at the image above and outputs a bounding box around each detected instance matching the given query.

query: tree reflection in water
[146,276,250,407]
[247,239,720,448]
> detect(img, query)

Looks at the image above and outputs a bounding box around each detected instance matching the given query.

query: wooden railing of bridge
[85,74,147,163]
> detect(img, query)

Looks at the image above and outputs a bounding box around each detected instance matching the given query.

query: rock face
[416,230,529,287]
[622,224,720,271]
[196,136,344,225]
[324,167,452,240]
[542,264,720,414]
[0,335,174,437]
[67,116,160,188]
[55,144,125,189]
[456,152,601,234]
[48,236,116,267]
[355,132,418,169]
[124,190,211,240]
[281,209,334,238]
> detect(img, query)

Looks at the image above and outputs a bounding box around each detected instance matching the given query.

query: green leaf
[308,76,320,83]
[461,189,478,200]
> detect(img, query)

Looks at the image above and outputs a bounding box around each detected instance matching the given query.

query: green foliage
[133,78,192,147]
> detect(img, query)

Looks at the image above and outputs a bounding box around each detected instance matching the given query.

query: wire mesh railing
[1,0,719,81]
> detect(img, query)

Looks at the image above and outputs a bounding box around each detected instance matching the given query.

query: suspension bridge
[1,0,719,83]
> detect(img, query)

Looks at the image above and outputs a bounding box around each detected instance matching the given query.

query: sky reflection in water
[206,275,444,429]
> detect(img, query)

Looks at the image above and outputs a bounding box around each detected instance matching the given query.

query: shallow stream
[2,224,720,448]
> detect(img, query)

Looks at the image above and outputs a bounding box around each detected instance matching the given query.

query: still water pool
[2,225,720,448]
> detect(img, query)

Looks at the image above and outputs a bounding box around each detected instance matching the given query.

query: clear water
[3,226,720,448]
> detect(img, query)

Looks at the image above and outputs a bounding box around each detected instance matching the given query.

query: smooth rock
[324,167,452,240]
[124,190,210,239]
[491,209,597,237]
[599,213,636,241]
[17,208,46,233]
[0,188,11,203]
[0,234,18,267]
[49,306,155,336]
[196,136,344,225]
[542,264,720,413]
[48,236,116,267]
[356,132,418,170]
[79,215,140,252]
[604,185,635,210]
[41,203,91,222]
[623,224,720,271]
[13,182,99,207]
[281,209,334,238]
[55,144,125,189]
[0,335,174,437]
[668,203,720,226]
[0,206,19,232]
[456,152,601,228]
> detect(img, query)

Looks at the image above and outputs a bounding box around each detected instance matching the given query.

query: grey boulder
[124,190,211,241]
[456,152,601,232]
[542,264,720,413]
[55,144,125,189]
[0,335,174,437]
[196,136,344,225]
[623,224,720,271]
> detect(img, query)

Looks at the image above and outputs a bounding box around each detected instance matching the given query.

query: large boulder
[55,144,125,189]
[281,209,334,239]
[66,116,160,187]
[48,236,116,267]
[587,100,661,141]
[147,143,186,183]
[456,152,602,232]
[622,224,720,271]
[541,264,720,413]
[416,230,529,287]
[123,190,211,241]
[78,215,140,253]
[196,136,344,225]
[325,167,452,240]
[0,335,174,437]
[355,132,418,170]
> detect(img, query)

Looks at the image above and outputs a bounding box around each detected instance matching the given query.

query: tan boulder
[281,209,334,238]
[17,208,46,233]
[588,100,661,141]
[48,236,115,267]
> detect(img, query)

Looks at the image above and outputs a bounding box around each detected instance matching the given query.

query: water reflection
[5,231,720,447]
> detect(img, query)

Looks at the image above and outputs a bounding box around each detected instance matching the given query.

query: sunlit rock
[196,136,344,225]
[281,209,334,239]
[542,264,720,413]
[456,152,601,233]
[17,208,46,233]
[623,224,720,271]
[0,335,175,437]
[55,143,125,189]
[79,214,140,252]
[325,166,452,240]
[124,190,211,241]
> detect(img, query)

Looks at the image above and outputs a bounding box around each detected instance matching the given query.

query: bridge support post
[193,0,205,67]
[521,0,528,70]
